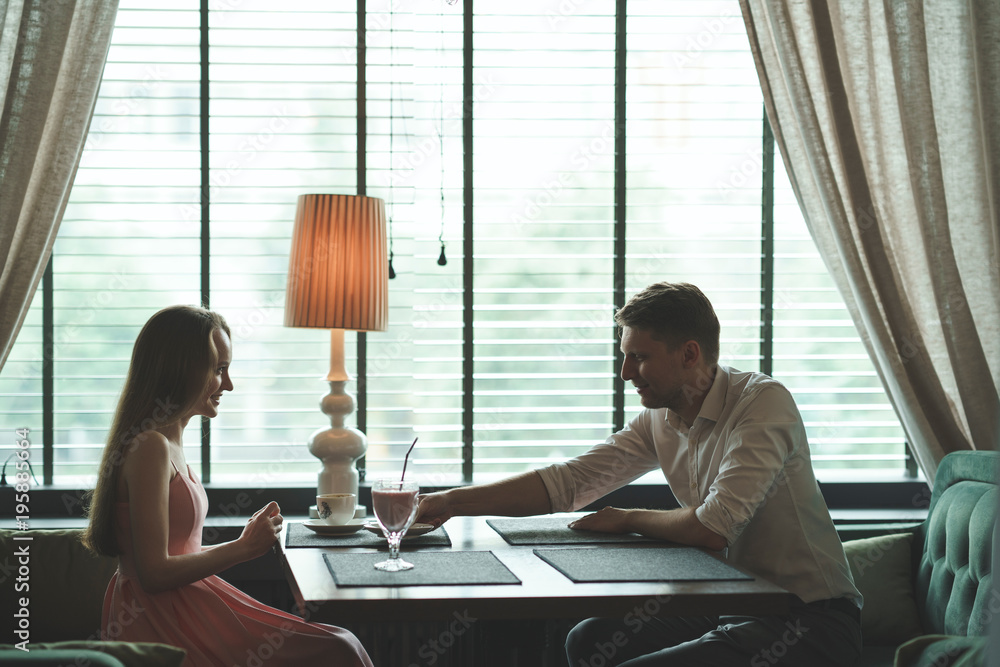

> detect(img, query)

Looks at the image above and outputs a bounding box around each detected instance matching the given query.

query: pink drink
[372,487,418,533]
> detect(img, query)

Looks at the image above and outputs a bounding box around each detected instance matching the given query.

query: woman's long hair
[82,306,231,557]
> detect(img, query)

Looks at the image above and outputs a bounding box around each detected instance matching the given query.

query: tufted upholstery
[912,450,998,638]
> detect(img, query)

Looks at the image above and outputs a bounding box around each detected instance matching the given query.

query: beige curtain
[740,0,999,483]
[0,0,118,372]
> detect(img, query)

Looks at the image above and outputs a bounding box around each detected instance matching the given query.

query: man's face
[619,326,688,411]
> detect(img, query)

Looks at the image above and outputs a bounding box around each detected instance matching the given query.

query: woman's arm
[123,434,281,594]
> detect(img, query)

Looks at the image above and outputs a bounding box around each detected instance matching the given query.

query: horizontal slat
[0,0,905,484]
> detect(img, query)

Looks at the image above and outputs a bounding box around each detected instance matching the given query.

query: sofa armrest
[894,635,987,667]
[0,647,127,666]
[0,529,118,641]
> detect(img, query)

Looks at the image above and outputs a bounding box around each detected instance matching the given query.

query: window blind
[470,2,618,479]
[49,2,202,484]
[206,2,359,483]
[772,158,906,474]
[625,0,764,408]
[0,0,908,485]
[362,1,467,482]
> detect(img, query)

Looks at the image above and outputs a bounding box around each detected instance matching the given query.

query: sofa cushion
[0,642,186,667]
[914,451,998,637]
[844,532,923,645]
[0,529,118,641]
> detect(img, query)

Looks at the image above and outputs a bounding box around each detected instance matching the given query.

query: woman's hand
[239,501,283,558]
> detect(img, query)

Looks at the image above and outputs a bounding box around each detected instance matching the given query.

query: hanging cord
[387,4,397,279]
[436,2,447,266]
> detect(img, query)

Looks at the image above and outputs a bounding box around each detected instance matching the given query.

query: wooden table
[277,514,794,624]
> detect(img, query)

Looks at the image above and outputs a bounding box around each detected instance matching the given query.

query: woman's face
[192,328,234,420]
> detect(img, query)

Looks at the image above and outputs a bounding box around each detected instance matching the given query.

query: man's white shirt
[536,364,861,606]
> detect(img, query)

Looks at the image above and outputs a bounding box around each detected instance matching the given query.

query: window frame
[9,0,918,505]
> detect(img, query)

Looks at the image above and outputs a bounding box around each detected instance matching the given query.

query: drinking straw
[400,437,418,482]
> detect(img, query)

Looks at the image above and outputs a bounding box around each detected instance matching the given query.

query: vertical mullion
[462,0,474,483]
[612,0,627,433]
[42,256,53,485]
[199,0,211,481]
[356,0,368,481]
[760,107,775,377]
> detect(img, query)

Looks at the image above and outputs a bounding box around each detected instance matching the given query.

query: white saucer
[301,519,366,536]
[363,521,437,538]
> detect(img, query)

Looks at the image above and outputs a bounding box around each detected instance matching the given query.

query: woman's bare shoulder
[120,431,173,477]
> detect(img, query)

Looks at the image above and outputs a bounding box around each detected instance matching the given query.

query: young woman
[83,305,372,667]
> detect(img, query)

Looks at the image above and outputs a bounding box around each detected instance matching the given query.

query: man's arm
[568,506,727,551]
[416,470,552,527]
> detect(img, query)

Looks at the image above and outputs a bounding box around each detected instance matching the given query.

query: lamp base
[309,421,367,498]
[306,330,368,501]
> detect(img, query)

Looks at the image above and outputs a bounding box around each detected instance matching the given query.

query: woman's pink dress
[101,463,372,667]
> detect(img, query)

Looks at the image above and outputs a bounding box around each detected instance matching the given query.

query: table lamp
[284,194,388,507]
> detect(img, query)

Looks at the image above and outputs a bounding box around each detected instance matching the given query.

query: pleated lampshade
[284,194,389,332]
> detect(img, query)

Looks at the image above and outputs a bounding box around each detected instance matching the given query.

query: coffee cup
[316,493,356,525]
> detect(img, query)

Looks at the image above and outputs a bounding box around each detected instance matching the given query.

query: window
[0,0,906,487]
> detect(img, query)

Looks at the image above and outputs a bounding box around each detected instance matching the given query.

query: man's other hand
[568,506,632,533]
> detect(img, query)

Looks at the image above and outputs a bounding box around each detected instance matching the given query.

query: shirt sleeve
[537,411,662,513]
[694,381,808,547]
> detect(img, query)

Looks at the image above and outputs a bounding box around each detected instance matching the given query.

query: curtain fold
[0,0,118,372]
[740,0,999,483]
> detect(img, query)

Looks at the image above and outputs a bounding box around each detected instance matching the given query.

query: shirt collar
[665,364,727,432]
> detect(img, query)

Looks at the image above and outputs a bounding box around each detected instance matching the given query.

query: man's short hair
[614,282,721,365]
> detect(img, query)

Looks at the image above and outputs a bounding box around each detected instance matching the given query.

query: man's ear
[681,340,702,367]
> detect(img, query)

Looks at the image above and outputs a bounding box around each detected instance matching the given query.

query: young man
[417,282,862,666]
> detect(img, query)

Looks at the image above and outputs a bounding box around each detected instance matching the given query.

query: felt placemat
[286,522,451,549]
[533,546,753,583]
[323,550,522,587]
[487,516,657,545]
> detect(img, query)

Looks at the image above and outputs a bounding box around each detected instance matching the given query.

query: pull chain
[437,3,447,267]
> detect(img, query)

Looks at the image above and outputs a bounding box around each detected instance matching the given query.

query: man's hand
[415,491,453,528]
[570,506,726,550]
[568,506,633,533]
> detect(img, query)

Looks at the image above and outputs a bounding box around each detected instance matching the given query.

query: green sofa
[845,450,995,667]
[0,528,185,666]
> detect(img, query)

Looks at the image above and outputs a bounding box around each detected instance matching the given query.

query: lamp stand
[308,329,367,504]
